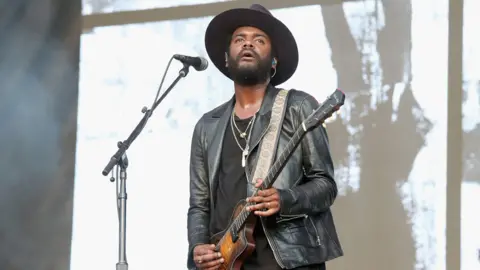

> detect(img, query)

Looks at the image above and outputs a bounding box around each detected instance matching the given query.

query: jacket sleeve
[186,117,211,269]
[278,93,338,216]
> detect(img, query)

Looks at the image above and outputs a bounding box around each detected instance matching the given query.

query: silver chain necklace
[230,110,256,167]
[231,110,255,138]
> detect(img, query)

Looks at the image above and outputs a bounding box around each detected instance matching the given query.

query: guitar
[209,89,346,270]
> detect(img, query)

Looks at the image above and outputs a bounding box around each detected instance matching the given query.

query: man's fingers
[254,208,279,217]
[246,193,279,209]
[194,246,218,268]
[245,196,266,211]
[262,193,279,202]
[196,252,222,264]
[199,257,224,269]
[246,189,278,205]
[257,188,277,197]
[194,244,216,255]
[194,249,211,256]
[247,201,279,211]
[246,196,264,204]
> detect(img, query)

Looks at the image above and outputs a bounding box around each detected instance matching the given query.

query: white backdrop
[69,2,471,269]
[462,0,480,268]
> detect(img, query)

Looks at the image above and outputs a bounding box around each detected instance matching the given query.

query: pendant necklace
[230,110,256,167]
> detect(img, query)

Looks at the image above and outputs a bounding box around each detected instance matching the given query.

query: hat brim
[205,8,298,86]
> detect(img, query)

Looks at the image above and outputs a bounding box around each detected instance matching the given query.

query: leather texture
[187,85,343,269]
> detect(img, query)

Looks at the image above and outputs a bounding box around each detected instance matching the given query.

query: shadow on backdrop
[0,0,81,269]
[320,1,433,270]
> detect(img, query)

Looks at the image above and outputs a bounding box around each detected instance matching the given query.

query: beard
[227,51,272,86]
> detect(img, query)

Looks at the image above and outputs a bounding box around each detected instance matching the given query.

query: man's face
[226,26,275,86]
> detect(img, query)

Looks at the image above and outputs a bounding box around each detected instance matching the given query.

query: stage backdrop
[462,0,480,268]
[0,0,81,269]
[72,0,480,269]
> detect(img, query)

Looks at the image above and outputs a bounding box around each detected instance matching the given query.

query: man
[187,4,343,270]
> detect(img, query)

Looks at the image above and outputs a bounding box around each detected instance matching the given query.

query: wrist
[277,188,294,215]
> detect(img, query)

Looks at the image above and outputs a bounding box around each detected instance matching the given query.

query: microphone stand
[101,61,191,270]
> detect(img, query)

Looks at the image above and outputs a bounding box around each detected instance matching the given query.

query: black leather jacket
[187,86,343,269]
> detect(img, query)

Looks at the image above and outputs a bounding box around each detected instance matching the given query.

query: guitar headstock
[302,89,345,130]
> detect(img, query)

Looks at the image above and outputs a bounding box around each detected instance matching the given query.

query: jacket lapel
[207,99,234,194]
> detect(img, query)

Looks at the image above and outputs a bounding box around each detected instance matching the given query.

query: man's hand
[193,244,223,270]
[246,179,281,217]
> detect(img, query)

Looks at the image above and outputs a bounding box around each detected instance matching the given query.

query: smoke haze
[0,0,81,269]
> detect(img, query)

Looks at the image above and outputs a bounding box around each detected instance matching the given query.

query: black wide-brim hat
[205,4,299,86]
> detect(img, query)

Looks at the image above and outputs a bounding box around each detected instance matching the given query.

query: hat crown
[249,4,272,16]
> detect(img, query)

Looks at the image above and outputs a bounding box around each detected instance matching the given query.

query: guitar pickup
[230,228,239,243]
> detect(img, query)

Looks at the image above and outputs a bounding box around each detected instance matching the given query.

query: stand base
[116,262,128,270]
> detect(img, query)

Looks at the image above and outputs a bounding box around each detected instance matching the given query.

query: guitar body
[211,200,257,270]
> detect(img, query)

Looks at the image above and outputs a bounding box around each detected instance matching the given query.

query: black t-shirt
[210,114,326,270]
[210,115,281,270]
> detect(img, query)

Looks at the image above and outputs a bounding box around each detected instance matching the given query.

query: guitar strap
[249,89,291,187]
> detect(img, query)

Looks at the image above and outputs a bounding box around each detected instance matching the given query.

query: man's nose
[242,41,254,48]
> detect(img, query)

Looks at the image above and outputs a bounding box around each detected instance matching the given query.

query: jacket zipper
[260,218,286,268]
[307,216,322,246]
[279,213,307,217]
[277,213,307,223]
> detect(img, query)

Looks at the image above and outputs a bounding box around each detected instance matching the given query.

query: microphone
[173,54,208,71]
